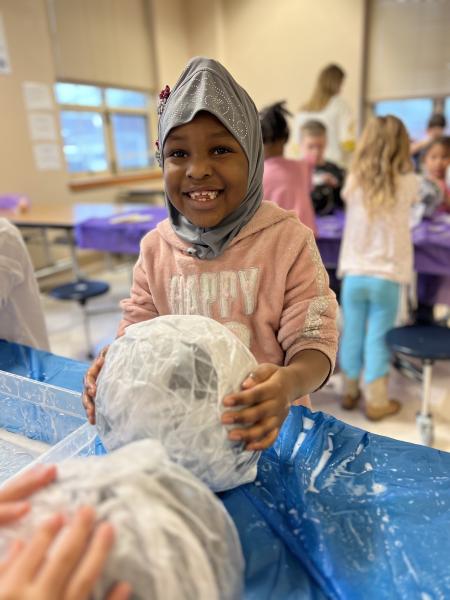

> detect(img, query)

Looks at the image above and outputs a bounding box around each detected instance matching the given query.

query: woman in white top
[294,64,353,167]
[0,218,49,350]
[338,116,419,421]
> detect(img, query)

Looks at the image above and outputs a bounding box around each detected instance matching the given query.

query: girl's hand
[221,351,331,451]
[82,346,109,425]
[0,507,132,600]
[221,364,294,451]
[0,465,57,526]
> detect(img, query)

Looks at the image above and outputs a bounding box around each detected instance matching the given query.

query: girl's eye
[168,150,187,159]
[213,146,232,155]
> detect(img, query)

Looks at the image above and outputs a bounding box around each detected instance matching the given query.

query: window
[55,82,155,176]
[373,98,434,141]
[60,111,108,174]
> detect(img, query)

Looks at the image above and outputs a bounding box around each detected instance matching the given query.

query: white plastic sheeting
[96,315,260,492]
[0,440,244,600]
[0,219,49,350]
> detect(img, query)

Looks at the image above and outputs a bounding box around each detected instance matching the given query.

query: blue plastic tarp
[222,408,450,599]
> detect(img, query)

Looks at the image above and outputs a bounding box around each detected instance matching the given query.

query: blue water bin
[0,369,98,484]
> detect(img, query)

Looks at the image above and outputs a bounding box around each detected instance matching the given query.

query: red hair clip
[157,85,171,115]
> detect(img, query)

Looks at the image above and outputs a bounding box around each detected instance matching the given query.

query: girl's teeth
[189,191,219,201]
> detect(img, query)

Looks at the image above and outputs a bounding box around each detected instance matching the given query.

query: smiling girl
[83,57,338,451]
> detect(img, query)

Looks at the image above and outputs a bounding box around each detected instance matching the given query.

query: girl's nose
[186,156,212,179]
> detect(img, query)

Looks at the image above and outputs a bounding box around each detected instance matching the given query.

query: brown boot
[341,376,360,410]
[364,377,401,421]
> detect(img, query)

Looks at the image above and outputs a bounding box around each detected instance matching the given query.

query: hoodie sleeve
[117,254,159,336]
[277,229,338,386]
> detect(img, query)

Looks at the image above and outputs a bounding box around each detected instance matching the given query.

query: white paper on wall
[33,143,62,171]
[28,113,57,141]
[23,82,53,111]
[0,13,11,74]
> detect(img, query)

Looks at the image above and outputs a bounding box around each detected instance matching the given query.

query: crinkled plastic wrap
[96,315,260,492]
[0,440,244,600]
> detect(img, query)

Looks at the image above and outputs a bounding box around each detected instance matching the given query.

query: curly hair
[349,115,413,215]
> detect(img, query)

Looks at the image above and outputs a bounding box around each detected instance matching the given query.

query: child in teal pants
[340,275,400,382]
[338,115,419,420]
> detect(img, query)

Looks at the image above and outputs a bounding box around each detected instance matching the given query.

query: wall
[48,0,155,89]
[0,0,71,203]
[150,0,190,89]
[220,0,365,122]
[152,0,366,121]
[367,0,450,100]
[184,0,225,66]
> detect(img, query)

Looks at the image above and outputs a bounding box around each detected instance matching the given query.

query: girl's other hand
[221,363,292,451]
[82,346,109,425]
[0,506,132,600]
[0,465,57,526]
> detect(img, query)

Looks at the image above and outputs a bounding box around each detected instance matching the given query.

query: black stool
[50,279,110,359]
[386,325,450,446]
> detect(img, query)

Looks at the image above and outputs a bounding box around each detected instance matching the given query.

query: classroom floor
[40,261,450,453]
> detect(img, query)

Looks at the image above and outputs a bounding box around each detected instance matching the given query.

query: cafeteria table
[0,202,154,279]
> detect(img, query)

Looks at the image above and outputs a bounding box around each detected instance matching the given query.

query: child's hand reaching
[82,346,109,425]
[221,350,330,451]
[0,466,131,600]
[0,465,57,526]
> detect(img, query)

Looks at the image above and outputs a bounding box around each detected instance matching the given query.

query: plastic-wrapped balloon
[0,440,244,600]
[96,315,260,492]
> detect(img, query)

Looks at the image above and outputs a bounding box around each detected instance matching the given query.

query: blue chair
[386,325,450,446]
[50,279,110,359]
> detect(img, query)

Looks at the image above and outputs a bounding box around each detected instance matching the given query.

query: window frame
[55,80,157,180]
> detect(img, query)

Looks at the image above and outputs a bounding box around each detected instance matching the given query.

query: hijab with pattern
[158,57,264,260]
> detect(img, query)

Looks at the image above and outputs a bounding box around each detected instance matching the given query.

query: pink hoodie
[119,202,337,380]
[263,157,317,235]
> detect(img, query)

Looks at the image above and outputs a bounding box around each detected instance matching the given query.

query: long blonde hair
[301,64,345,112]
[350,115,413,214]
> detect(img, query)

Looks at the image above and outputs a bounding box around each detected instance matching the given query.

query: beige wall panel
[367,0,450,100]
[0,0,70,203]
[150,0,190,89]
[49,0,155,88]
[184,0,225,61]
[220,0,365,118]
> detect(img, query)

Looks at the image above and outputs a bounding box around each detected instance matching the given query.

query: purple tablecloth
[316,211,450,275]
[316,211,450,304]
[0,195,30,211]
[75,207,168,254]
[76,207,450,305]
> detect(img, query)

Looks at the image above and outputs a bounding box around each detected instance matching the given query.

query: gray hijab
[157,57,264,260]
